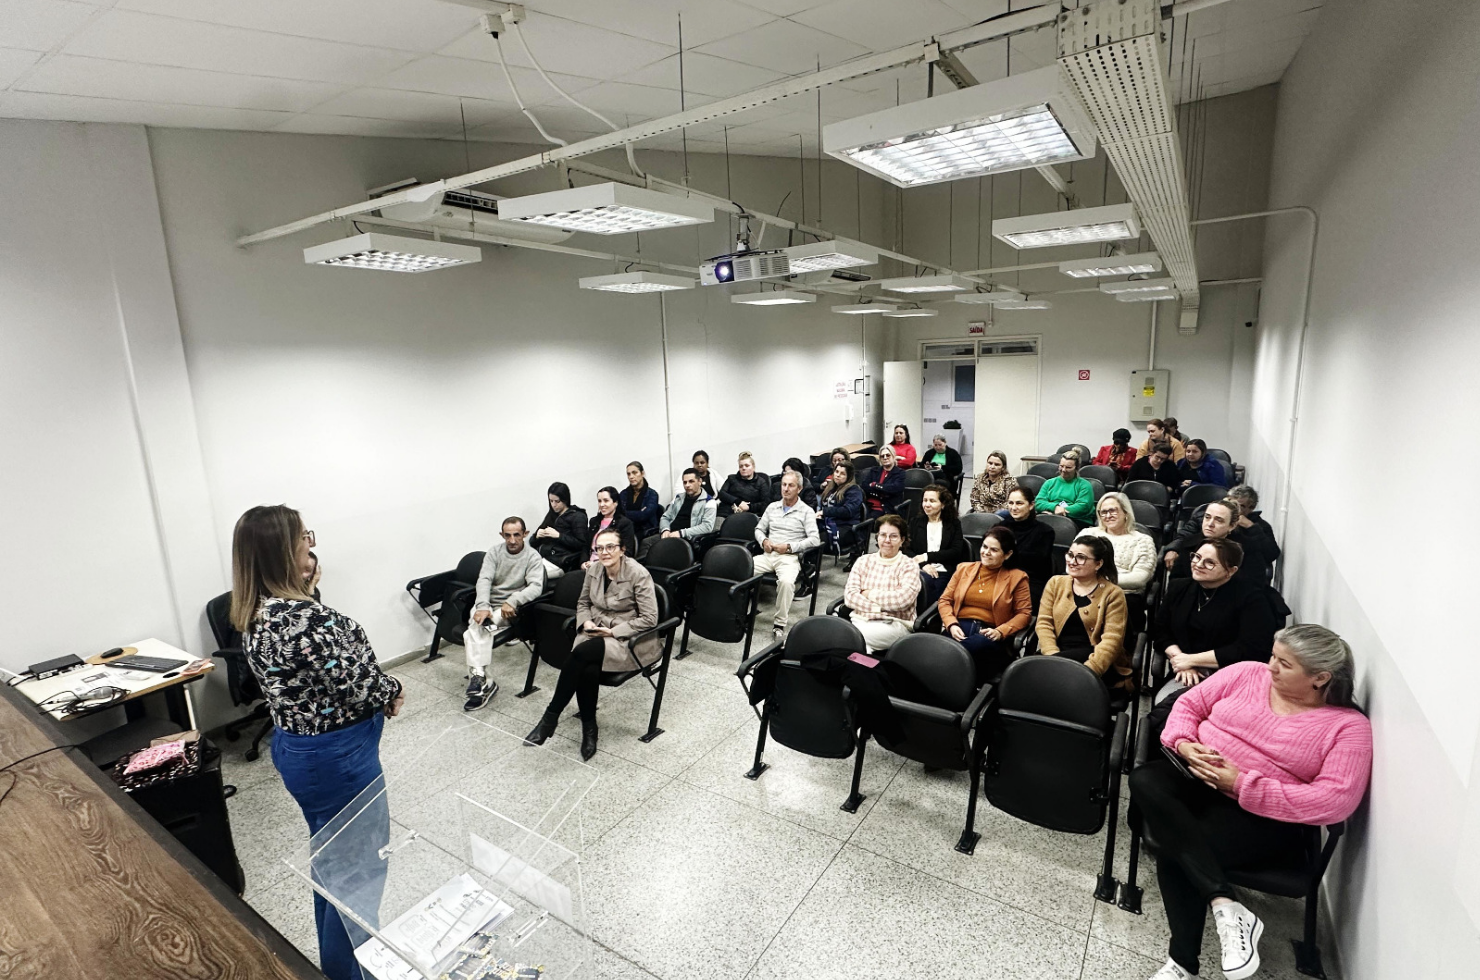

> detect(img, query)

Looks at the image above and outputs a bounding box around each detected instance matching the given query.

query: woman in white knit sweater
[1078,491,1157,636]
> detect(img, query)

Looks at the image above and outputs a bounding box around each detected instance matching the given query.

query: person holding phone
[523,527,659,760]
[1129,626,1372,980]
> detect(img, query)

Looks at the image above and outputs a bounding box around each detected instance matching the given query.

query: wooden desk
[13,638,213,728]
[0,684,321,979]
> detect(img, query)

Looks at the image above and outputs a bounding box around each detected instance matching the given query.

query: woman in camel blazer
[1035,535,1133,692]
[936,527,1033,684]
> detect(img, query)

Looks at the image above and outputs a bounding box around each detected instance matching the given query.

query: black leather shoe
[524,712,558,746]
[579,717,599,761]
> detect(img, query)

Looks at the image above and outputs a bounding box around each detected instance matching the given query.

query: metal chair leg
[745,701,772,779]
[841,733,868,813]
[1118,802,1145,914]
[675,620,694,660]
[956,745,983,855]
[1095,764,1124,904]
[639,655,670,744]
[516,645,541,698]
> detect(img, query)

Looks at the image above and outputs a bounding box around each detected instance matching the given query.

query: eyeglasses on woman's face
[594,543,622,554]
[302,529,316,548]
[1189,554,1223,570]
[1065,551,1093,565]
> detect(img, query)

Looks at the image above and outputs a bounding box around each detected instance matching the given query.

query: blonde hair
[738,451,754,463]
[230,505,315,633]
[1096,491,1136,532]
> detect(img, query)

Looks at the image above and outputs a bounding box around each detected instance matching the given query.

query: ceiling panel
[273,113,462,140]
[736,0,833,15]
[694,19,870,75]
[64,9,419,84]
[305,88,514,127]
[438,11,676,81]
[0,0,100,51]
[617,52,784,98]
[0,89,291,129]
[15,55,347,112]
[791,0,972,53]
[523,0,775,49]
[0,47,42,88]
[376,55,597,106]
[114,0,477,51]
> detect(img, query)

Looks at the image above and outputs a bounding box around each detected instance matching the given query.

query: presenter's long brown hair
[230,505,314,633]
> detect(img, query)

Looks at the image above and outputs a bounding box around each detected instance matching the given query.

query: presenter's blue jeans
[272,712,388,980]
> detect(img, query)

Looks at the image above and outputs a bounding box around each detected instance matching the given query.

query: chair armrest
[666,563,703,585]
[1326,821,1346,839]
[885,697,959,726]
[737,639,785,678]
[913,606,942,634]
[1108,711,1130,771]
[405,568,454,596]
[728,572,768,598]
[961,682,995,734]
[626,617,683,653]
[1133,708,1155,769]
[1131,632,1148,675]
[562,615,578,631]
[827,596,848,617]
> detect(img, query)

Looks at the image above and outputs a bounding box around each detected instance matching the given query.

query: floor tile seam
[665,769,855,843]
[562,773,677,854]
[735,841,849,980]
[592,939,667,980]
[840,756,908,847]
[665,712,756,781]
[1075,914,1096,980]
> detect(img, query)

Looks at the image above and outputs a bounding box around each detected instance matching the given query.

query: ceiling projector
[700,250,792,285]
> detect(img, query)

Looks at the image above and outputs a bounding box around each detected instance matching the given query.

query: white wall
[1247,0,1480,976]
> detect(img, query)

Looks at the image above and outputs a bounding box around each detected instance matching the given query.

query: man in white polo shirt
[752,471,821,640]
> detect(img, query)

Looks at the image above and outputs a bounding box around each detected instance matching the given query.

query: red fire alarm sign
[1078,369,1091,381]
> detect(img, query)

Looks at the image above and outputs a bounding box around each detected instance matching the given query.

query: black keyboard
[108,655,187,673]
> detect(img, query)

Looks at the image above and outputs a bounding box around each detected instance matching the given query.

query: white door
[882,360,924,452]
[973,343,1040,476]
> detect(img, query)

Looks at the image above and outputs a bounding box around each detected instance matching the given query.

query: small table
[14,638,213,729]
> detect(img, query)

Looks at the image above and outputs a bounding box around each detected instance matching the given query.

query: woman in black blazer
[584,486,637,567]
[905,485,971,606]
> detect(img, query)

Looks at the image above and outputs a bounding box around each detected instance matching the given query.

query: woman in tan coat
[937,526,1033,685]
[1035,535,1133,692]
[524,528,658,760]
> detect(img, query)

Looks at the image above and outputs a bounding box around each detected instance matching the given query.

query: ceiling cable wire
[493,32,566,147]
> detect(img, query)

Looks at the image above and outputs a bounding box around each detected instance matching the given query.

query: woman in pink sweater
[1130,625,1371,980]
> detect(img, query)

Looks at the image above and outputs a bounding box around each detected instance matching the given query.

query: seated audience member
[1163,416,1187,445]
[466,517,546,710]
[1154,539,1279,701]
[818,459,866,544]
[717,451,772,519]
[687,449,716,497]
[1126,442,1182,493]
[1078,491,1157,635]
[906,485,970,606]
[1137,419,1186,462]
[1178,439,1229,489]
[657,468,717,544]
[1165,499,1279,583]
[889,424,918,468]
[814,447,849,486]
[843,515,921,653]
[533,482,588,579]
[1034,450,1096,524]
[1094,428,1138,482]
[1129,626,1371,980]
[775,457,820,509]
[1002,486,1055,598]
[1227,484,1282,568]
[937,527,1033,684]
[584,487,637,567]
[919,434,964,485]
[753,472,821,639]
[969,450,1019,514]
[863,446,906,516]
[523,529,659,761]
[622,461,662,541]
[1035,535,1132,691]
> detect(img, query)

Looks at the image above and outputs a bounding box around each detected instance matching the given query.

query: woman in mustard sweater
[1034,534,1132,691]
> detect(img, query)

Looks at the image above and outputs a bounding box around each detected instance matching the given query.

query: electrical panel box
[1129,369,1169,422]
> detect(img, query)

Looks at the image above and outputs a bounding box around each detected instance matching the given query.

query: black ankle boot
[579,713,598,761]
[524,711,559,746]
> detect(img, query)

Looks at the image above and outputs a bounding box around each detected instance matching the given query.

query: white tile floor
[221,560,1340,980]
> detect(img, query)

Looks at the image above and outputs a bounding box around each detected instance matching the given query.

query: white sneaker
[1149,959,1197,980]
[1213,901,1263,980]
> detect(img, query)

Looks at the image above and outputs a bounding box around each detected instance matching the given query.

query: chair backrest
[207,591,258,707]
[1121,479,1170,514]
[1207,448,1232,464]
[852,453,879,471]
[1178,483,1228,518]
[642,535,694,572]
[984,656,1113,835]
[532,572,588,669]
[883,633,975,712]
[454,550,486,586]
[902,468,935,489]
[1086,477,1106,501]
[1136,523,1164,548]
[1016,474,1045,496]
[1057,443,1092,461]
[1050,542,1069,578]
[1213,458,1235,485]
[690,544,757,642]
[1081,464,1117,488]
[960,511,1002,538]
[205,591,238,652]
[1128,498,1162,529]
[1037,513,1080,545]
[873,634,977,769]
[717,512,760,543]
[1028,461,1059,478]
[767,617,866,759]
[701,542,753,582]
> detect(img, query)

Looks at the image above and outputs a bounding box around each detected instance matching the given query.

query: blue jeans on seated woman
[272,712,389,980]
[954,619,1014,685]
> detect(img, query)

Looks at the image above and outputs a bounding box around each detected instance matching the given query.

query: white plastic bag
[464,618,495,671]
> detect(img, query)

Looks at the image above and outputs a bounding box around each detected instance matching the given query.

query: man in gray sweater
[465,517,546,710]
[753,472,821,639]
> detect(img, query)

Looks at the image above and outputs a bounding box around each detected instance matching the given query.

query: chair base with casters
[222,703,272,762]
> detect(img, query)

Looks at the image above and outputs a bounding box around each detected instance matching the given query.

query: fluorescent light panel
[992,203,1140,249]
[1114,290,1179,303]
[953,289,1024,305]
[880,274,974,294]
[498,182,714,235]
[882,308,940,318]
[1099,278,1176,295]
[995,299,1052,310]
[303,233,481,273]
[832,303,898,315]
[784,239,880,272]
[730,292,817,306]
[824,65,1097,188]
[1059,251,1162,278]
[579,271,694,293]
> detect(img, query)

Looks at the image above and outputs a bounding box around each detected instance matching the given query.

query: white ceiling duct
[1057,0,1201,319]
[378,187,574,246]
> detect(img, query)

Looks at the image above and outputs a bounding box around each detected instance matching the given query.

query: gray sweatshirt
[474,543,546,611]
[755,499,820,554]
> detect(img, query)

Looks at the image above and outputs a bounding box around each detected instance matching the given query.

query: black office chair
[1206,448,1233,465]
[516,572,587,698]
[1213,457,1236,486]
[785,544,826,616]
[677,544,767,660]
[1028,461,1059,478]
[1086,477,1106,502]
[404,550,486,663]
[1177,483,1229,523]
[900,467,935,521]
[736,616,869,802]
[640,536,699,613]
[982,655,1130,904]
[1057,443,1093,462]
[1119,722,1345,978]
[1122,480,1172,526]
[852,453,879,472]
[1081,464,1118,488]
[1128,498,1163,532]
[1037,513,1081,546]
[207,592,271,763]
[594,588,684,743]
[960,511,1002,555]
[849,633,993,852]
[715,512,761,551]
[1016,474,1046,497]
[1136,521,1164,550]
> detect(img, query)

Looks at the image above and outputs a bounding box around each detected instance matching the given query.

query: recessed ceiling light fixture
[1112,289,1179,303]
[881,307,940,318]
[995,299,1053,310]
[880,274,975,294]
[832,303,899,315]
[303,233,482,273]
[992,203,1140,249]
[783,239,880,272]
[498,182,714,235]
[1058,251,1162,278]
[1099,278,1177,296]
[823,65,1097,188]
[578,271,695,293]
[953,289,1025,305]
[730,291,817,306]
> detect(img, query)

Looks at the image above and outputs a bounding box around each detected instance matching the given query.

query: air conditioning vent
[441,189,502,215]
